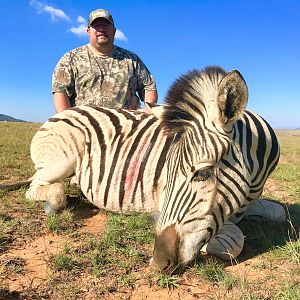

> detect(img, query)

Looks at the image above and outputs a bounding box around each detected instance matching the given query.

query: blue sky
[0,0,299,128]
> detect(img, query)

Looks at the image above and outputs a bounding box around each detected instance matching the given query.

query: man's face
[88,18,116,47]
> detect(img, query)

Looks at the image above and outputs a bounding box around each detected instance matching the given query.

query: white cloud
[69,24,87,37]
[77,16,86,24]
[69,16,87,37]
[29,0,70,22]
[115,29,128,42]
[29,1,128,41]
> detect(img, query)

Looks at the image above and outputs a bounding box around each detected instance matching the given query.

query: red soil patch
[2,212,107,292]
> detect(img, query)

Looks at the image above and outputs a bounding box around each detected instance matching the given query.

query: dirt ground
[0,173,299,299]
[0,210,257,299]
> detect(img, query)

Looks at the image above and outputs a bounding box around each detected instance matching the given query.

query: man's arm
[53,92,71,113]
[143,90,158,104]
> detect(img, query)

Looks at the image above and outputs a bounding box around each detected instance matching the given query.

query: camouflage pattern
[88,9,114,26]
[52,44,156,109]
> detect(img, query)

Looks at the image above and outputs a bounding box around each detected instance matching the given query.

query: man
[52,9,157,112]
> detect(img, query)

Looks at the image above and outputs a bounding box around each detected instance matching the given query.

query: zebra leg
[25,179,66,214]
[26,154,75,213]
[243,199,286,222]
[201,221,244,261]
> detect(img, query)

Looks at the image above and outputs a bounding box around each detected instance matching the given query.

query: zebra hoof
[44,201,59,214]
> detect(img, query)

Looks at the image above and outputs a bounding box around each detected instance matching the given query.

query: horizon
[0,0,299,128]
[0,113,299,130]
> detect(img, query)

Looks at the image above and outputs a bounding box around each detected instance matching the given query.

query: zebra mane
[162,66,227,135]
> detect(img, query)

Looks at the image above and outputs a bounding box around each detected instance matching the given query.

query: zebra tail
[0,178,33,191]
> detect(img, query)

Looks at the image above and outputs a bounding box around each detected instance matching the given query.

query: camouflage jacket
[52,44,156,109]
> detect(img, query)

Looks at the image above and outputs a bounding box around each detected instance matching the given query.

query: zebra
[151,66,286,271]
[0,66,286,270]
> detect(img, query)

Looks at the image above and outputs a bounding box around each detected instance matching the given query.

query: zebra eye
[192,167,214,182]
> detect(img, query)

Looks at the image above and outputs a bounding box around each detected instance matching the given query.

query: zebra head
[153,66,249,272]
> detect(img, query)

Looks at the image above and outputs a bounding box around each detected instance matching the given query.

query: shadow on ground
[66,194,100,221]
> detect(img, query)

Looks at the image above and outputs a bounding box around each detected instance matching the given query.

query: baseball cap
[88,9,114,26]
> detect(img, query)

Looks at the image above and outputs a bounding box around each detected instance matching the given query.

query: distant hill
[0,114,27,122]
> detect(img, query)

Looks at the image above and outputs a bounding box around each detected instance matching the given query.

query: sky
[0,0,299,128]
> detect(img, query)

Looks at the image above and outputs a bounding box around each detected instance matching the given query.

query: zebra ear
[217,70,248,126]
[144,102,156,114]
[144,102,166,119]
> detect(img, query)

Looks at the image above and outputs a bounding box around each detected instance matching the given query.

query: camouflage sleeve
[135,56,157,92]
[52,52,75,99]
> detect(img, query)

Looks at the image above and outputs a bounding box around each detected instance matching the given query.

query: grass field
[0,122,299,299]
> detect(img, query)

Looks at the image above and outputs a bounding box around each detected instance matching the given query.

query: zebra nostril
[162,259,175,273]
[163,260,171,270]
[153,224,179,272]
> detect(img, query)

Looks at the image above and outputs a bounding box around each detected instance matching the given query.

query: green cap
[88,9,114,26]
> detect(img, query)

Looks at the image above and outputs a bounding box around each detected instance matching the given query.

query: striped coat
[29,105,173,213]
